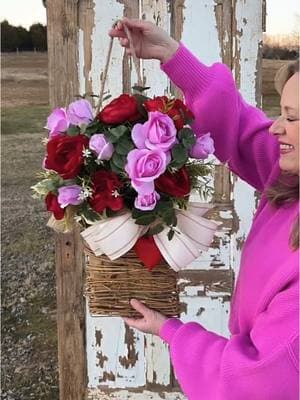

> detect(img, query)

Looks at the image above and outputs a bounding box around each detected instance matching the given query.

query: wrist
[159,40,179,64]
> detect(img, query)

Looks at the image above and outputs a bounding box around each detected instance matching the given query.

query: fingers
[108,28,127,38]
[130,299,151,316]
[122,17,147,30]
[123,316,145,330]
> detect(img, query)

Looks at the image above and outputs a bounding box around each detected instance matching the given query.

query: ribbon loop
[80,203,219,271]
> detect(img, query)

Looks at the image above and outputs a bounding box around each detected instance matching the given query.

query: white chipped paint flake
[140,1,170,95]
[86,302,146,389]
[90,0,124,100]
[220,210,233,220]
[181,296,230,338]
[78,29,85,96]
[87,389,187,399]
[145,334,171,385]
[235,0,262,104]
[181,0,221,64]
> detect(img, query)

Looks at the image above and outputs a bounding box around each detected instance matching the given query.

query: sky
[0,0,299,35]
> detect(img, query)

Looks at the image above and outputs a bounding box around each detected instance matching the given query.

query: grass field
[1,52,58,400]
[1,52,290,399]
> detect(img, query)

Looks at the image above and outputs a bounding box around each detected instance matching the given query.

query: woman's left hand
[123,299,168,335]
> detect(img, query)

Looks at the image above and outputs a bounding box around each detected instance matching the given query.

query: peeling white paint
[78,29,85,96]
[220,210,233,220]
[145,335,171,385]
[140,0,170,96]
[235,0,263,104]
[180,296,231,338]
[90,1,124,102]
[87,390,186,399]
[181,0,221,64]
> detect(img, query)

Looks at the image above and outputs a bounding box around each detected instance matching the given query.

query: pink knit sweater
[159,43,299,400]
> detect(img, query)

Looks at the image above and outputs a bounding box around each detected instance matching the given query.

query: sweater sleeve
[161,43,280,192]
[159,275,299,400]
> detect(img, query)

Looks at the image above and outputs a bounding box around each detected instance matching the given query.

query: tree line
[1,20,47,52]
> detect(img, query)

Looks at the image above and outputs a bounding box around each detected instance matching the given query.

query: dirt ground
[1,52,289,400]
[2,52,58,400]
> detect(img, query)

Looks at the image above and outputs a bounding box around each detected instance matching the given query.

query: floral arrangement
[32,88,216,270]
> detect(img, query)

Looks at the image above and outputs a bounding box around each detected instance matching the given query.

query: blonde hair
[266,59,299,250]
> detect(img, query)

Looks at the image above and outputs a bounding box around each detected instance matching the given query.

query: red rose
[144,97,194,130]
[97,94,142,125]
[45,192,64,220]
[144,96,168,113]
[171,99,194,130]
[155,167,190,198]
[89,170,124,213]
[45,134,89,179]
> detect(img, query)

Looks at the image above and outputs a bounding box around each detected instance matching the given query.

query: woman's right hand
[109,18,179,64]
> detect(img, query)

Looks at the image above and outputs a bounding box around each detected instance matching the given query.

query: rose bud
[189,132,215,159]
[45,107,69,137]
[89,133,114,161]
[57,185,83,208]
[67,99,94,126]
[45,192,65,220]
[155,167,190,198]
[97,94,142,125]
[134,191,160,211]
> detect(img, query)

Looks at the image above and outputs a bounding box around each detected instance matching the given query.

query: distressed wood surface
[47,0,263,398]
[47,2,87,399]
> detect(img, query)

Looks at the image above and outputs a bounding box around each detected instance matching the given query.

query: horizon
[0,1,299,35]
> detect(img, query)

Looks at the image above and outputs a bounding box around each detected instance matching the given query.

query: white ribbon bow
[81,202,218,271]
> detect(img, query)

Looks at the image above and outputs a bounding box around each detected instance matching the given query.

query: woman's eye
[286,117,297,122]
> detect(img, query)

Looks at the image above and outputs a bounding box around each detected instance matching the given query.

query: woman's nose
[269,117,285,136]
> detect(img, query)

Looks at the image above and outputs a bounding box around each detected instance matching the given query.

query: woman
[110,19,299,399]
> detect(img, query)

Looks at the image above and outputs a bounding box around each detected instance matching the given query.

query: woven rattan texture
[84,245,180,318]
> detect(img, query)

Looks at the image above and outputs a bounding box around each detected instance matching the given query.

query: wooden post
[47,1,87,399]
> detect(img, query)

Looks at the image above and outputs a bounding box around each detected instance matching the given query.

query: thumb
[130,298,151,316]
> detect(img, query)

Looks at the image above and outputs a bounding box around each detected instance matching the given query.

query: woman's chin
[279,158,299,176]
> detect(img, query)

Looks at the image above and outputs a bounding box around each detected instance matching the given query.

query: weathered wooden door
[47,1,264,399]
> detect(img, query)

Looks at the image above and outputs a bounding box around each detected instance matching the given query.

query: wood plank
[47,1,87,399]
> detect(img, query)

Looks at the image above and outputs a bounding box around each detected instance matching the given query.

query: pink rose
[46,108,69,137]
[125,148,167,195]
[189,132,215,159]
[132,111,177,152]
[57,185,83,208]
[134,191,160,211]
[67,99,93,126]
[89,133,114,160]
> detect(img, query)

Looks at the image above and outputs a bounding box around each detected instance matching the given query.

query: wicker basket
[84,244,180,318]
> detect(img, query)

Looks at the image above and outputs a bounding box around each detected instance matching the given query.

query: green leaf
[109,125,128,139]
[67,125,80,136]
[132,207,145,219]
[132,86,150,93]
[167,229,175,241]
[155,200,173,214]
[135,214,157,226]
[112,153,126,169]
[133,94,149,119]
[178,127,196,149]
[85,120,101,137]
[162,209,177,226]
[109,160,123,174]
[147,223,165,235]
[115,136,134,155]
[169,144,188,168]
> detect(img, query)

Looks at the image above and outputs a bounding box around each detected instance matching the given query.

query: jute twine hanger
[96,20,143,114]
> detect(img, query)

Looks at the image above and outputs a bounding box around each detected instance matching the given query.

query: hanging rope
[96,20,143,113]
